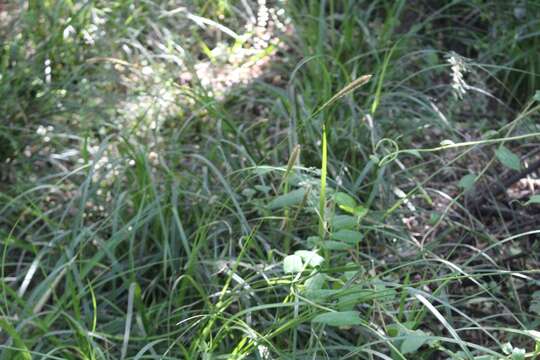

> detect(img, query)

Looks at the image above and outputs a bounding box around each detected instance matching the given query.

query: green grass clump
[1,1,539,359]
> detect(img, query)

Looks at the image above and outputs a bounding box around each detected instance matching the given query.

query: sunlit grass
[0,1,539,359]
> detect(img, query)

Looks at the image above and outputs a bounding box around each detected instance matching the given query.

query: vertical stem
[319,122,328,247]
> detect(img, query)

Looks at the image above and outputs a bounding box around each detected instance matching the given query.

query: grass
[1,0,540,359]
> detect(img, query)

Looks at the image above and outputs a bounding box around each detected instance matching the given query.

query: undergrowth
[0,1,539,359]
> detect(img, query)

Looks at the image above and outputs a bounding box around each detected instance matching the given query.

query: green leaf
[525,195,540,205]
[334,193,369,217]
[306,236,321,248]
[534,90,540,102]
[334,192,356,209]
[401,331,429,354]
[312,311,363,327]
[458,174,476,190]
[242,188,256,198]
[283,255,303,273]
[294,250,324,267]
[403,149,422,158]
[331,215,357,230]
[321,240,354,251]
[512,347,525,360]
[254,185,271,194]
[352,205,368,218]
[268,188,306,210]
[304,289,339,301]
[425,50,438,67]
[530,301,540,315]
[304,273,326,292]
[337,290,373,310]
[482,130,498,139]
[495,146,522,171]
[331,229,363,244]
[0,318,32,360]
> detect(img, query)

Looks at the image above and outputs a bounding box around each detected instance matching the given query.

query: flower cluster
[446,52,470,99]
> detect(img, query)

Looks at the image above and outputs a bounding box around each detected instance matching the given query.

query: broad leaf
[322,240,354,251]
[304,289,339,301]
[495,146,521,171]
[525,195,540,205]
[338,290,373,311]
[331,215,357,230]
[312,311,363,326]
[331,230,363,244]
[268,188,306,210]
[304,273,326,292]
[401,331,429,354]
[403,149,422,158]
[334,192,356,209]
[458,174,476,190]
[352,205,368,218]
[512,347,525,360]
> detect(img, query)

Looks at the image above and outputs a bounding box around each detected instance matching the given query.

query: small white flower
[446,52,470,99]
[141,66,153,76]
[36,125,47,136]
[63,25,76,40]
[148,151,159,165]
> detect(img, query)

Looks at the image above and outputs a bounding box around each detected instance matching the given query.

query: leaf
[242,188,256,198]
[304,289,339,301]
[401,331,429,354]
[0,318,32,360]
[512,347,525,360]
[352,205,368,218]
[334,192,356,209]
[482,130,498,139]
[254,185,271,194]
[525,195,540,205]
[268,188,306,210]
[337,290,373,310]
[534,90,540,102]
[321,240,354,251]
[312,311,363,327]
[283,255,303,274]
[495,146,522,171]
[304,273,326,292]
[331,215,357,230]
[295,250,324,267]
[403,149,422,158]
[331,230,363,244]
[425,49,439,67]
[458,174,476,190]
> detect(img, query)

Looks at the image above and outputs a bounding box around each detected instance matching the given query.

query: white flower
[148,151,159,165]
[36,125,47,136]
[63,25,76,40]
[141,66,153,76]
[446,52,470,99]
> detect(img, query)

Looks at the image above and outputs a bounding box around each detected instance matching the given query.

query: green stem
[318,122,328,248]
